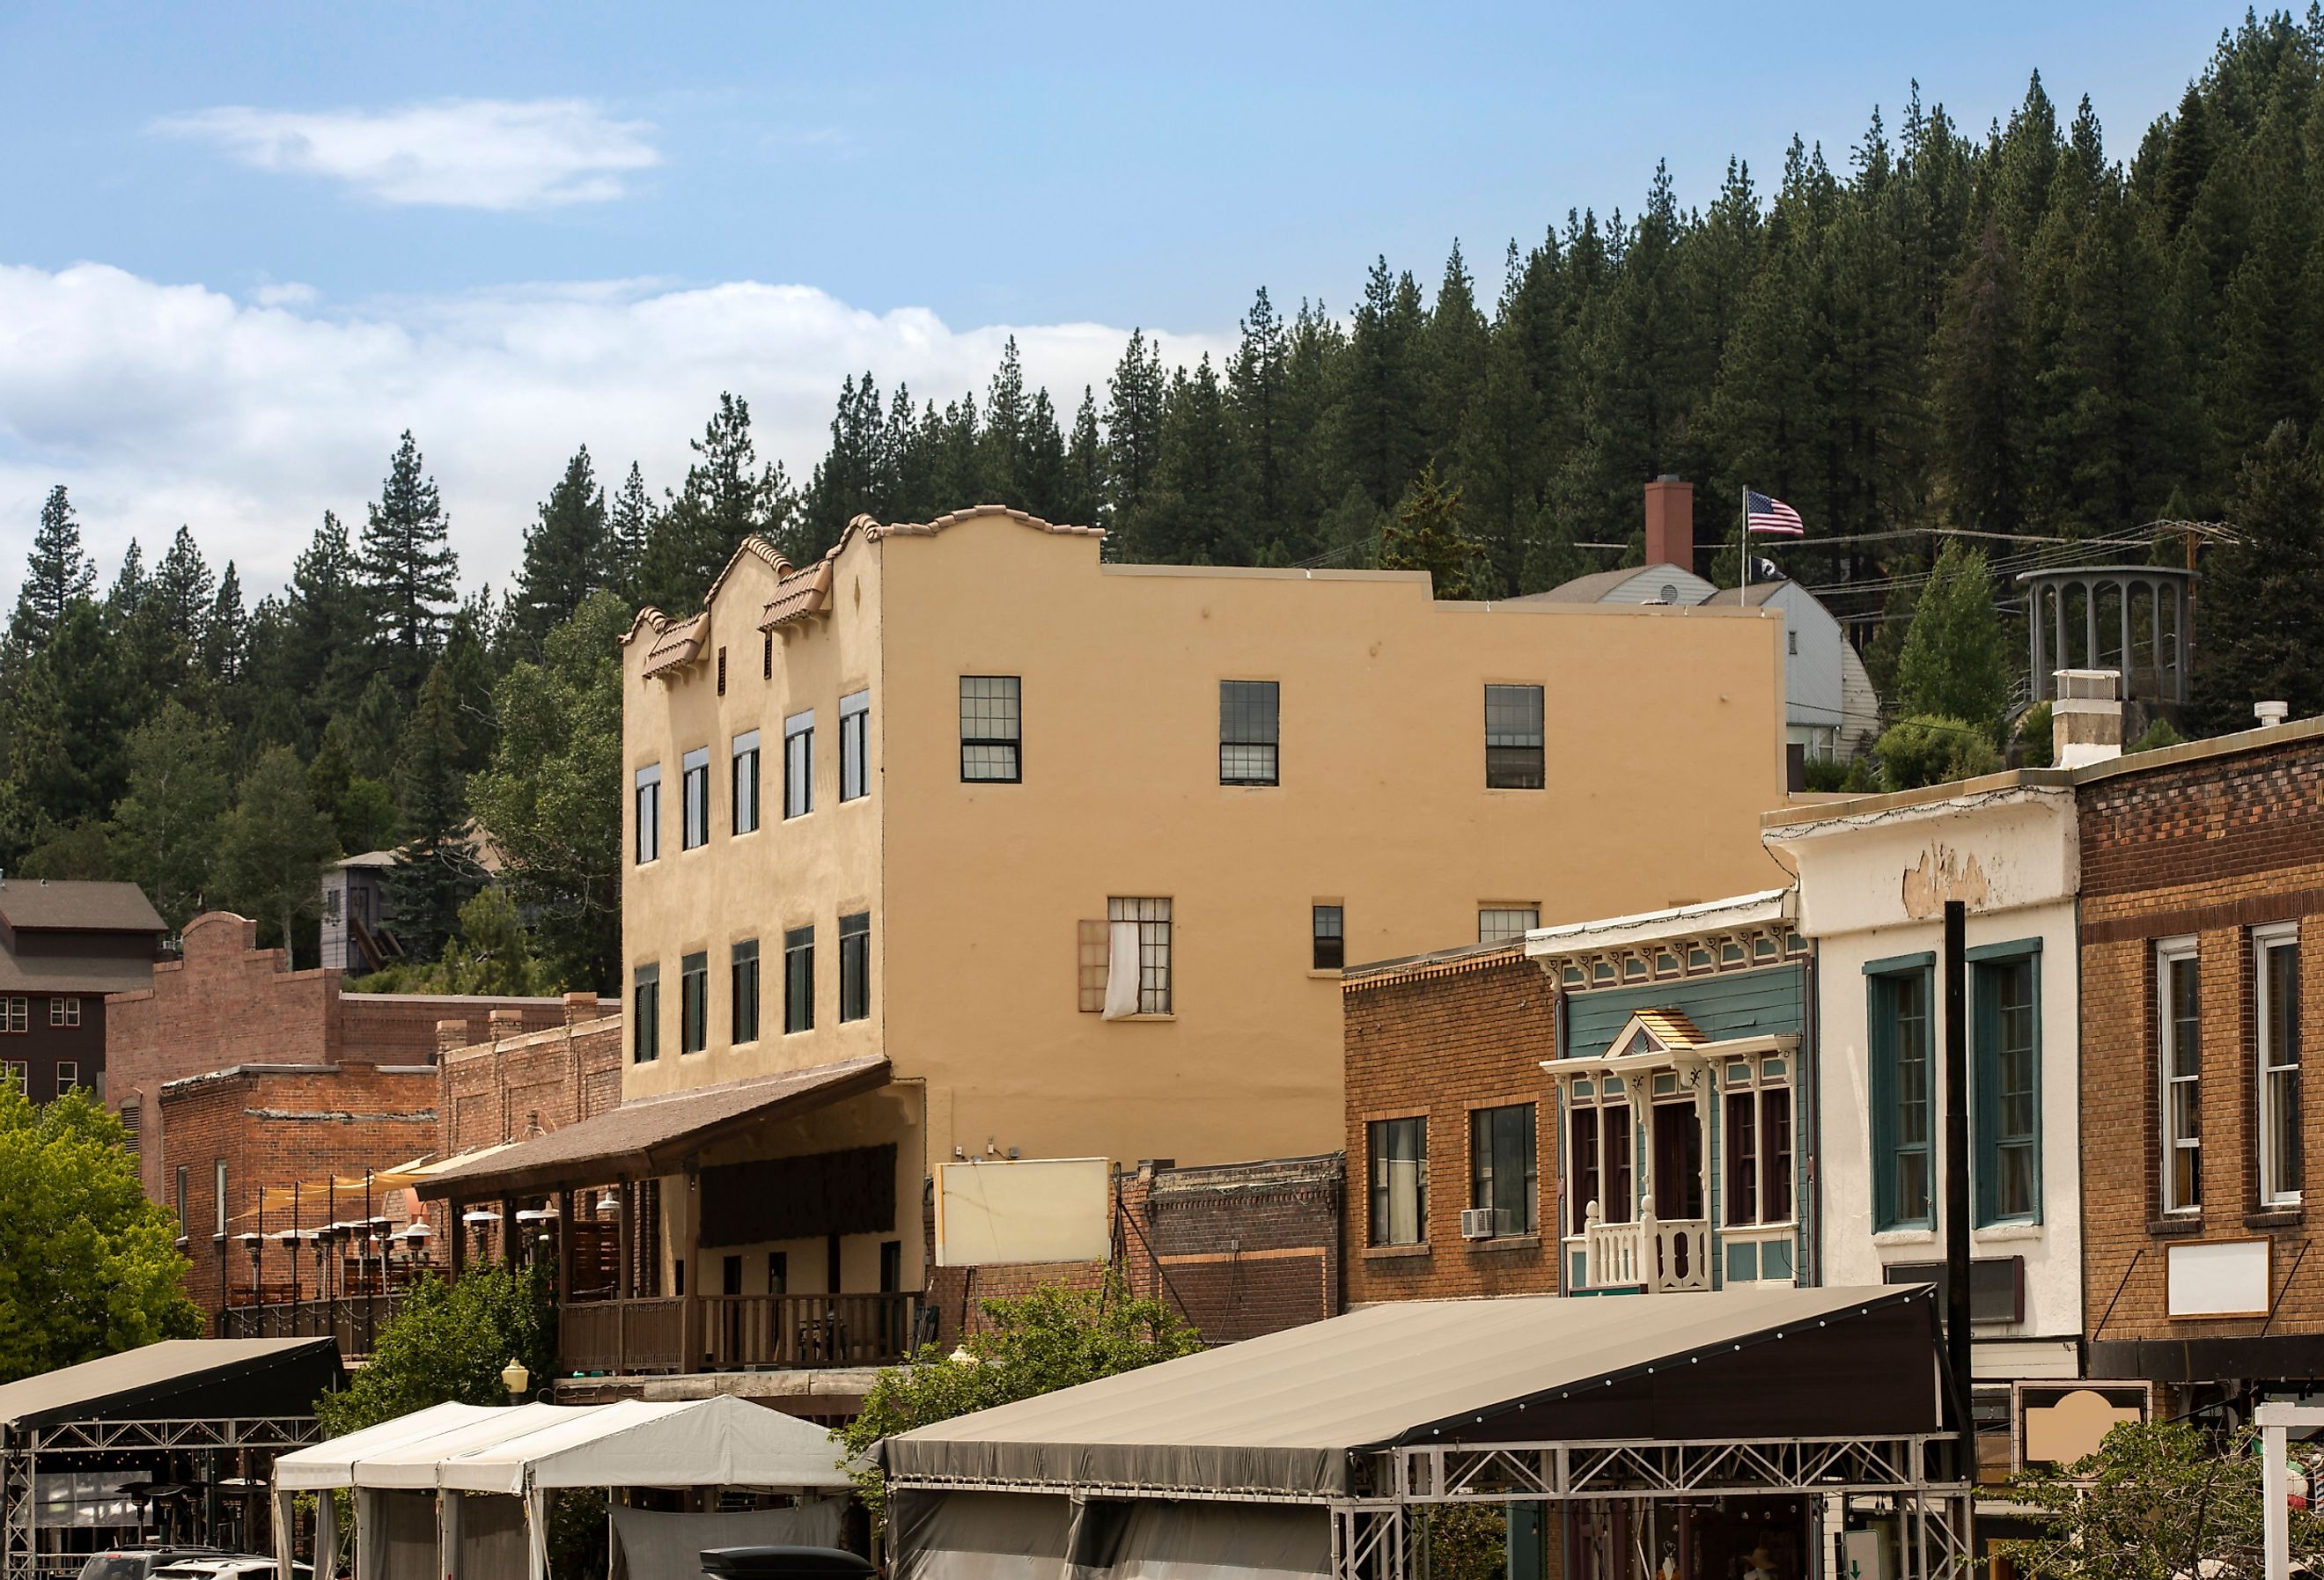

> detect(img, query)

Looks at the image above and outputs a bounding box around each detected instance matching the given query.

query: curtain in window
[1102,921,1142,1019]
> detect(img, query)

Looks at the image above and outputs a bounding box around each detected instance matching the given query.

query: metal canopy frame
[3,1415,323,1580]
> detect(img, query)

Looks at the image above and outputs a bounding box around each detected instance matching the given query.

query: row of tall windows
[631,914,873,1062]
[1869,947,2043,1231]
[635,692,871,864]
[2154,925,2302,1214]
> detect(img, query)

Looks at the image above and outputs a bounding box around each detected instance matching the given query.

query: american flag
[1745,489,1806,536]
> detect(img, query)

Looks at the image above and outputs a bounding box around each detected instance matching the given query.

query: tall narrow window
[960,676,1022,782]
[633,764,662,863]
[732,731,761,834]
[1725,1087,1760,1224]
[1470,1104,1538,1235]
[214,1158,228,1238]
[2159,938,2201,1213]
[175,1166,188,1238]
[784,926,815,1033]
[681,747,710,849]
[680,952,708,1054]
[1477,907,1539,944]
[762,632,773,680]
[783,711,814,818]
[1312,905,1344,971]
[2260,925,2302,1207]
[1721,1060,1795,1226]
[1871,966,1934,1230]
[632,964,660,1063]
[731,939,761,1044]
[840,690,871,801]
[1484,684,1546,789]
[716,646,727,695]
[1974,952,2041,1224]
[1367,1116,1427,1246]
[1219,680,1280,785]
[1563,1085,1636,1237]
[839,912,871,1023]
[1107,898,1172,1014]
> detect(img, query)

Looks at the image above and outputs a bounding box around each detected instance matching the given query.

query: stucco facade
[1764,775,2085,1386]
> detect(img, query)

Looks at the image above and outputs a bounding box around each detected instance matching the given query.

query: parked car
[78,1549,228,1580]
[151,1560,312,1580]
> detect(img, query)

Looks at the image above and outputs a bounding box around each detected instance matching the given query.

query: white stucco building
[1764,770,2084,1400]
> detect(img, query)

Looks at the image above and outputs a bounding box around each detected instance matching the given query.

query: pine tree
[151,525,213,646]
[1104,330,1167,527]
[1379,465,1489,599]
[1020,387,1068,523]
[981,338,1032,507]
[12,488,97,656]
[357,431,460,701]
[387,664,481,962]
[514,446,609,641]
[203,564,247,688]
[1933,220,2032,529]
[217,746,339,961]
[1344,257,1428,509]
[106,540,147,621]
[2188,420,2324,733]
[110,701,230,931]
[1142,357,1238,562]
[1422,243,1489,470]
[1057,389,1106,529]
[801,374,891,541]
[607,464,653,602]
[0,601,129,860]
[1226,288,1290,555]
[636,393,796,611]
[1893,541,2011,735]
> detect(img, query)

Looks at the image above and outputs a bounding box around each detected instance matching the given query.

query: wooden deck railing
[559,1291,923,1375]
[218,1293,408,1355]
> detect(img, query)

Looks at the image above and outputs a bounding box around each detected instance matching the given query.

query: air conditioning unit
[1460,1208,1500,1240]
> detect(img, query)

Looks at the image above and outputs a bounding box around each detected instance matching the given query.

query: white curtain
[1101,922,1142,1020]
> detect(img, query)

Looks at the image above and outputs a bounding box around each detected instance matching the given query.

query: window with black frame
[839,912,871,1022]
[632,963,660,1062]
[732,731,761,834]
[784,925,815,1033]
[731,938,761,1043]
[960,676,1021,782]
[1470,1103,1537,1234]
[680,952,708,1054]
[1219,680,1280,785]
[840,690,870,801]
[1312,905,1344,971]
[1367,1115,1427,1246]
[783,710,814,818]
[681,747,710,849]
[1483,684,1545,789]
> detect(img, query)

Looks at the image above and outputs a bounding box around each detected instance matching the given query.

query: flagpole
[1741,487,1750,591]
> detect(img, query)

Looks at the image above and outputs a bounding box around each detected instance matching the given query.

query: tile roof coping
[1524,888,1795,960]
[1341,937,1524,991]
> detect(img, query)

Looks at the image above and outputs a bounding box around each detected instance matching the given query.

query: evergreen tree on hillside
[1894,541,2011,735]
[1422,244,1489,470]
[607,463,652,602]
[151,525,214,647]
[111,701,231,931]
[1345,257,1429,510]
[1933,221,2032,528]
[276,511,368,736]
[1141,358,1239,563]
[106,540,146,621]
[981,337,1032,507]
[1020,386,1068,523]
[1,602,129,860]
[204,564,247,688]
[1379,465,1489,599]
[12,489,97,657]
[357,432,459,700]
[636,393,796,610]
[2189,420,2324,732]
[1226,290,1289,555]
[388,664,481,962]
[1104,330,1167,526]
[801,374,891,542]
[217,746,338,961]
[514,446,609,641]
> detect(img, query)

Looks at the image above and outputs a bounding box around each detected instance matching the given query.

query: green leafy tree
[1874,715,2003,790]
[1893,541,2011,734]
[835,1274,1201,1525]
[514,447,610,643]
[467,592,626,989]
[307,724,399,857]
[0,1086,201,1383]
[2189,420,2324,733]
[358,432,460,702]
[1379,465,1489,599]
[314,1264,554,1436]
[388,665,480,962]
[11,486,98,656]
[1997,1419,2324,1580]
[347,888,556,997]
[111,701,231,931]
[217,746,340,959]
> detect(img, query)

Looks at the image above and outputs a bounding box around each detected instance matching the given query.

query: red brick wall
[438,1009,624,1156]
[160,1062,439,1319]
[1342,947,1561,1307]
[2078,734,2324,1356]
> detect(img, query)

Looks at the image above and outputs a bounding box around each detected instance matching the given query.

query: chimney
[2052,669,2122,768]
[1644,476,1694,577]
[2257,700,2291,729]
[487,1007,526,1043]
[435,1018,470,1057]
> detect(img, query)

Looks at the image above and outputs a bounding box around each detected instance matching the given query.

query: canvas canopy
[885,1284,1945,1499]
[271,1402,502,1491]
[0,1338,341,1434]
[438,1397,861,1493]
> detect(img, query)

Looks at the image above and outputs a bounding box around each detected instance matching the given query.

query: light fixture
[500,1359,529,1400]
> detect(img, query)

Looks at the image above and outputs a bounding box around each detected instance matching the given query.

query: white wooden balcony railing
[1575,1202,1710,1292]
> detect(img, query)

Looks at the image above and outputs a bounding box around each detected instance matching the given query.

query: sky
[0,1,2258,603]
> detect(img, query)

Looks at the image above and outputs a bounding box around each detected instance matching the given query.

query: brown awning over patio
[413,1055,890,1199]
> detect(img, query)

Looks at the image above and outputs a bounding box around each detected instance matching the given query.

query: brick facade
[438,1008,625,1156]
[1342,944,1561,1307]
[2078,727,2324,1395]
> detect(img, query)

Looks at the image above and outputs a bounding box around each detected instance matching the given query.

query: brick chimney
[1644,476,1694,577]
[2052,669,2122,768]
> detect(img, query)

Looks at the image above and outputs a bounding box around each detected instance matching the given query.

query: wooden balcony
[559,1291,923,1376]
[218,1292,408,1355]
[1575,1202,1710,1293]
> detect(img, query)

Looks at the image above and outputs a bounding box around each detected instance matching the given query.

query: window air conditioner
[1460,1208,1500,1240]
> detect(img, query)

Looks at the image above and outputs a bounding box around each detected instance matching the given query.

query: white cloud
[0,262,1230,603]
[251,282,318,308]
[155,99,659,209]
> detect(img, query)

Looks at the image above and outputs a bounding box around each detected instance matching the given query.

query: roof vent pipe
[2257,700,2291,728]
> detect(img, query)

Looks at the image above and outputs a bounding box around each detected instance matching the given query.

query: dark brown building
[0,878,166,1102]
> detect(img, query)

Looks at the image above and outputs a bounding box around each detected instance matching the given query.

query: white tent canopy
[272,1402,513,1491]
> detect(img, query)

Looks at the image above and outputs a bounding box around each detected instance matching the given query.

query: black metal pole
[1944,899,1975,1490]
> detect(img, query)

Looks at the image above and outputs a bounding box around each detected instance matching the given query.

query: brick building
[2078,716,2324,1412]
[0,878,166,1102]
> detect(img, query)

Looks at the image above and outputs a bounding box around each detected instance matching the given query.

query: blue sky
[0,0,2258,592]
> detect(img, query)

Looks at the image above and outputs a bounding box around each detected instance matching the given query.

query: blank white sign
[2166,1238,2271,1319]
[936,1157,1111,1267]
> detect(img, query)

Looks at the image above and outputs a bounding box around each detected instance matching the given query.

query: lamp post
[500,1359,529,1403]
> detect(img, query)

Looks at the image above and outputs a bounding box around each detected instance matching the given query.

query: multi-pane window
[1367,1116,1428,1246]
[2259,925,2302,1207]
[680,952,708,1055]
[1,1062,25,1091]
[2159,938,2202,1213]
[732,731,761,835]
[839,690,870,801]
[55,1061,78,1096]
[49,998,78,1028]
[960,676,1022,782]
[1477,907,1539,944]
[731,939,761,1044]
[1470,1103,1538,1235]
[1312,905,1344,971]
[0,1001,22,1034]
[1975,954,2041,1224]
[1219,681,1280,786]
[632,964,660,1063]
[1108,898,1173,1014]
[1565,1081,1634,1235]
[1721,1059,1795,1225]
[783,711,815,818]
[784,926,815,1033]
[681,747,710,849]
[1484,684,1546,789]
[633,764,661,863]
[1871,966,1934,1230]
[839,912,871,1023]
